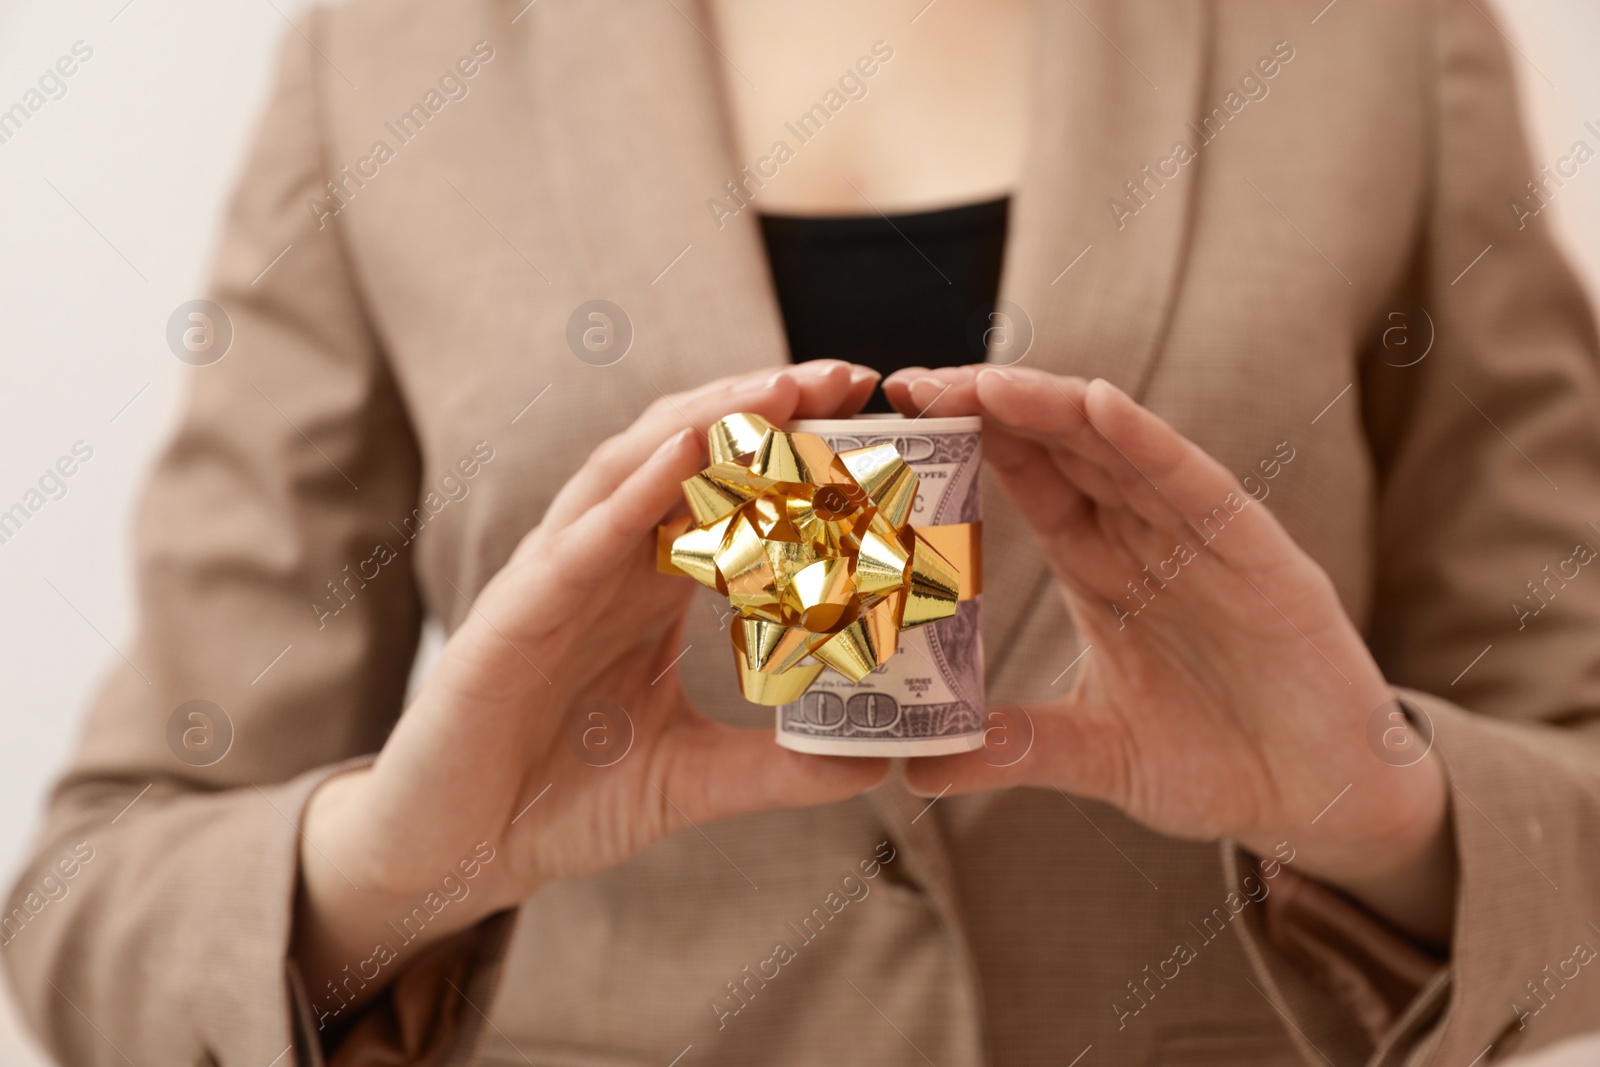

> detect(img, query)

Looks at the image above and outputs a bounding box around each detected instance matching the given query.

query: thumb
[653,712,890,832]
[903,696,1128,804]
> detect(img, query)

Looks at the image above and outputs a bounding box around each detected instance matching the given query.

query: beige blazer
[8,1,1600,1065]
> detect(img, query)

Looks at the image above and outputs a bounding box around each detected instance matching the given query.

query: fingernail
[735,370,787,394]
[656,427,696,455]
[849,366,882,385]
[794,360,842,381]
[977,366,1017,384]
[909,376,944,400]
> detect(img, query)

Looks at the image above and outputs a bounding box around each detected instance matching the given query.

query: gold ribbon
[657,412,980,706]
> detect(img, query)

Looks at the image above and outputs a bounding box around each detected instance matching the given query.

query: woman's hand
[293,361,889,1015]
[883,365,1455,946]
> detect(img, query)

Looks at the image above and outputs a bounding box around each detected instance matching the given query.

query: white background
[0,1,1597,1062]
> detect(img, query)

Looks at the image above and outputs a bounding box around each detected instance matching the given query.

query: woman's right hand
[292,361,888,1014]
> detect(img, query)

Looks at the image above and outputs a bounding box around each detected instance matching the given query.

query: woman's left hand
[883,365,1456,946]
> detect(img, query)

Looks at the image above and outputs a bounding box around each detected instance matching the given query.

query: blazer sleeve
[1228,0,1600,1064]
[0,18,498,1067]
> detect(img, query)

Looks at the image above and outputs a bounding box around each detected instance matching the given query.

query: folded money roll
[657,412,986,757]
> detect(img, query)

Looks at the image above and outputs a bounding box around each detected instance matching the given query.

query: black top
[759,197,1010,412]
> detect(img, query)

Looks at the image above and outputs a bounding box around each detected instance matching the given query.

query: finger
[538,370,771,533]
[908,372,978,418]
[1083,379,1298,573]
[835,365,883,416]
[880,366,928,414]
[985,427,1102,549]
[902,742,1028,796]
[984,427,1148,603]
[882,364,978,392]
[537,362,890,593]
[977,374,1209,604]
[976,368,1190,531]
[788,359,871,418]
[902,698,1125,805]
[974,368,1131,476]
[979,372,1287,604]
[882,366,981,418]
[1042,446,1127,508]
[657,714,889,829]
[547,427,704,589]
[541,363,873,533]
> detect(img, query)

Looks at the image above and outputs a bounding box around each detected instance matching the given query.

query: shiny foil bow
[657,413,980,706]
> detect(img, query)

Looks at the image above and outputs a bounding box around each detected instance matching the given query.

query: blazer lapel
[984,0,1212,675]
[515,0,792,405]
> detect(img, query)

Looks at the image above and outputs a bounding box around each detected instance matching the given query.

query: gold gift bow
[656,412,981,706]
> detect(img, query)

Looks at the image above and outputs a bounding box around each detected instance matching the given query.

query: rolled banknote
[776,415,985,757]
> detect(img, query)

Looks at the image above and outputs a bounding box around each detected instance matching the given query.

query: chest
[703,0,1033,214]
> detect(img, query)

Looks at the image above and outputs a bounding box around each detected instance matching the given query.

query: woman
[8,0,1600,1064]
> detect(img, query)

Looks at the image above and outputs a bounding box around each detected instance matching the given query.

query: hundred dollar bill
[776,415,985,757]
